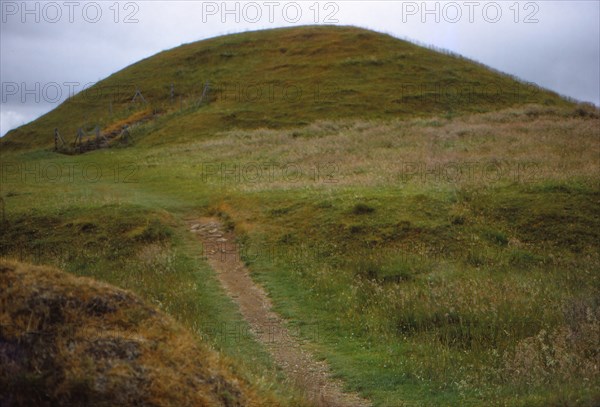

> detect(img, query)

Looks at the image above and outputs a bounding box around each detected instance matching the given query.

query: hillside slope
[0,259,267,406]
[1,25,573,151]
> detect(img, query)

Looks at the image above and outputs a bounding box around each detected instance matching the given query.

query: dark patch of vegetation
[352,203,376,215]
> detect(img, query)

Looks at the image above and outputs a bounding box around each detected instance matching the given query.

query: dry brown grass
[0,259,276,406]
[102,108,155,136]
[504,297,600,386]
[171,104,599,191]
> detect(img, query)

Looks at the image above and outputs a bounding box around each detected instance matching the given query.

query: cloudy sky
[1,0,599,136]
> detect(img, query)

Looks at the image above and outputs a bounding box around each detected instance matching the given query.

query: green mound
[2,25,572,151]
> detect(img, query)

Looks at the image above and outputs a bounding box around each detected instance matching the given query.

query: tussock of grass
[0,259,270,406]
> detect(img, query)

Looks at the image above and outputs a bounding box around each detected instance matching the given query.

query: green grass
[0,204,308,405]
[1,25,599,407]
[4,113,598,404]
[222,184,598,405]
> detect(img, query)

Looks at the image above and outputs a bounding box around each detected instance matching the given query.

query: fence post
[131,88,147,104]
[0,197,5,225]
[198,81,211,106]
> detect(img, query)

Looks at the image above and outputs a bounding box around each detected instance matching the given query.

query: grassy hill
[1,25,574,151]
[1,25,598,406]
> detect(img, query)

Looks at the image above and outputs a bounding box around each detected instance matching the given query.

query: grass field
[1,26,599,406]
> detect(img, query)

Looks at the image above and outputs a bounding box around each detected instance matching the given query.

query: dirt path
[188,218,371,407]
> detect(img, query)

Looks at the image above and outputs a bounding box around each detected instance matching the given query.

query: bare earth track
[189,218,371,407]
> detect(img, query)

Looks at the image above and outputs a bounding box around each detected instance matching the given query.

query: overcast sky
[1,0,599,136]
